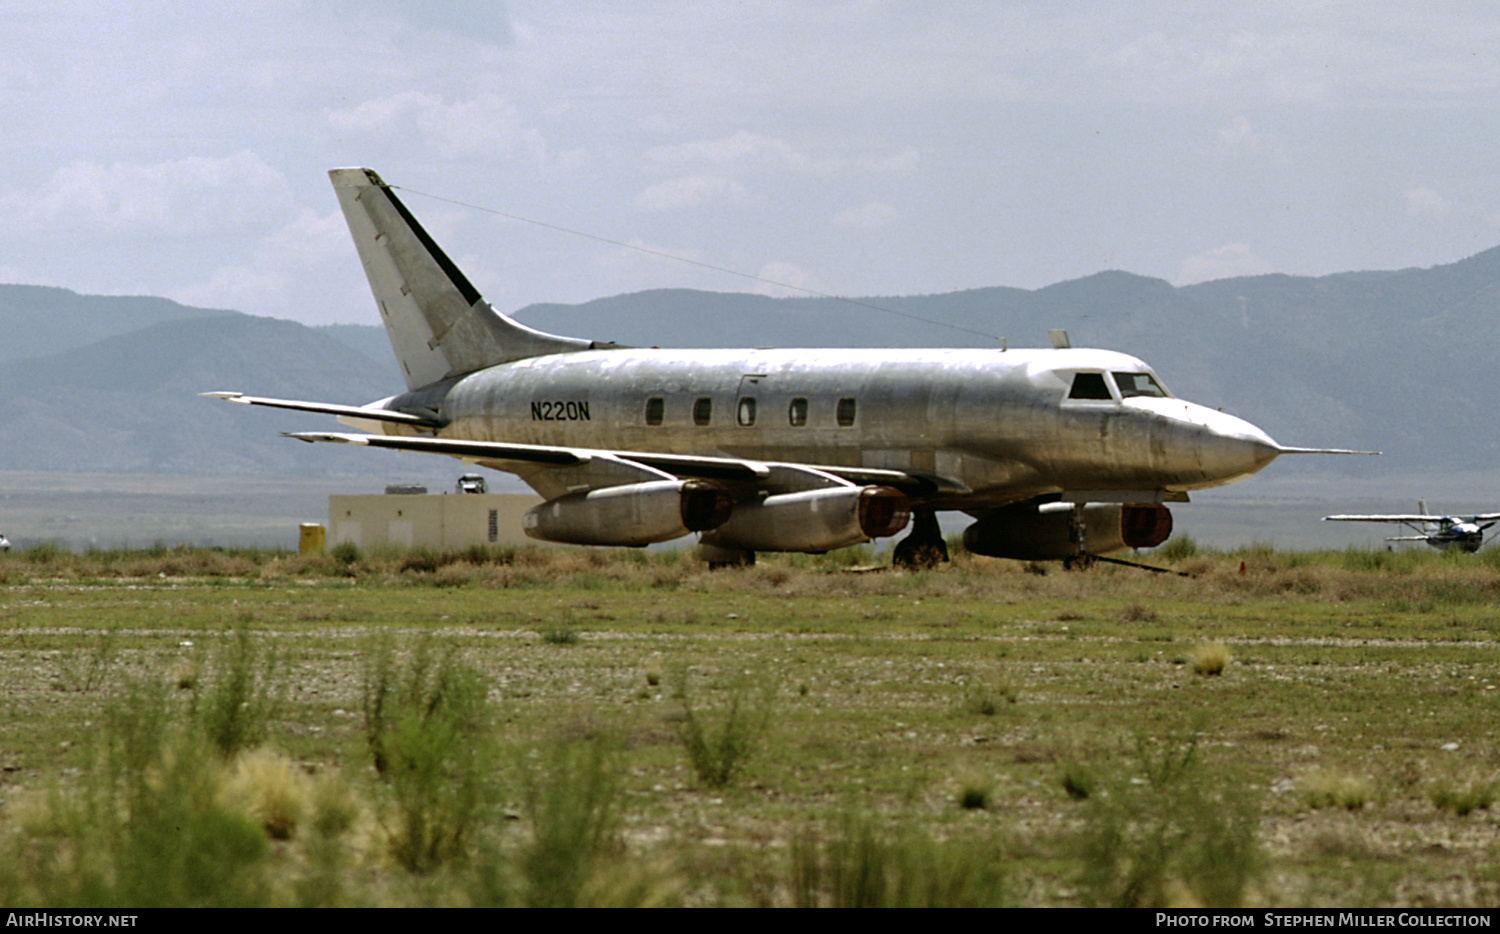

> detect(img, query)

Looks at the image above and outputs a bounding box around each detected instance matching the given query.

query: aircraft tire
[701,543,755,569]
[893,510,948,569]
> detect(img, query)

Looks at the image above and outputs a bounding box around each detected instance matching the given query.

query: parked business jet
[209,168,1356,567]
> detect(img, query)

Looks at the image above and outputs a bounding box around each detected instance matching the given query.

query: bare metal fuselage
[386,345,1281,512]
[215,167,1313,561]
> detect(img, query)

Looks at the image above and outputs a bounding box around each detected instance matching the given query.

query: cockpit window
[1067,372,1113,400]
[1113,372,1168,399]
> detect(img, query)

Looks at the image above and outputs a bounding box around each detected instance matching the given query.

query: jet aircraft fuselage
[211,167,1349,566]
[394,347,1280,510]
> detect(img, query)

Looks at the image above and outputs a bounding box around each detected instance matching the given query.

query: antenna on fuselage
[1049,329,1071,349]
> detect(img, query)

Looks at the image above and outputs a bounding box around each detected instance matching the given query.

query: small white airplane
[1323,502,1500,553]
[209,168,1363,567]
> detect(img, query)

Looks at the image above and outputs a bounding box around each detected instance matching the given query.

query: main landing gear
[699,542,755,569]
[892,509,948,569]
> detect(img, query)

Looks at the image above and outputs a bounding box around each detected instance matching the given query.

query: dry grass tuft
[1189,643,1230,676]
[1120,603,1159,623]
[221,749,312,840]
[1428,773,1497,817]
[1299,768,1373,811]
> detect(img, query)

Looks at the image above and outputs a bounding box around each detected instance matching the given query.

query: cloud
[170,208,353,316]
[1,152,290,235]
[0,265,36,285]
[1404,187,1452,217]
[1175,243,1275,285]
[753,261,825,298]
[590,238,707,275]
[1213,115,1289,163]
[832,202,897,233]
[857,148,920,174]
[328,92,540,158]
[633,175,747,212]
[173,263,289,313]
[1099,23,1338,106]
[644,131,820,174]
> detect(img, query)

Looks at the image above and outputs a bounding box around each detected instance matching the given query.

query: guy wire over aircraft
[209,168,1369,568]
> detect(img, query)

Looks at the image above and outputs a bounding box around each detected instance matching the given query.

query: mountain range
[3,245,1498,481]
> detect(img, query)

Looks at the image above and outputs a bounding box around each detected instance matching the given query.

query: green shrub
[329,540,361,566]
[14,676,271,907]
[24,541,67,565]
[963,676,1018,716]
[673,666,776,788]
[193,625,282,758]
[793,810,1008,907]
[53,625,120,694]
[1430,780,1495,816]
[1061,763,1096,801]
[520,737,625,907]
[1158,536,1199,561]
[1076,733,1262,908]
[361,636,498,872]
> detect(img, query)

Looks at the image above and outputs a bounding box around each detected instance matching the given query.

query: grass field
[1,540,1499,907]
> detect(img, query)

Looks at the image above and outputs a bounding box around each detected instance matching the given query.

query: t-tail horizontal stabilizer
[199,392,443,429]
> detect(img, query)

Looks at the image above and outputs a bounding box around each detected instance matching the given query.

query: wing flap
[283,431,586,466]
[280,430,961,502]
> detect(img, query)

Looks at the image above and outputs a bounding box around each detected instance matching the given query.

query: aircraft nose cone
[1193,409,1280,482]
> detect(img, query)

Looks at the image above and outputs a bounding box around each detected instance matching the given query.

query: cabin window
[837,397,857,427]
[644,397,664,425]
[788,397,808,427]
[1113,372,1168,399]
[1067,372,1112,400]
[737,397,757,426]
[693,397,713,426]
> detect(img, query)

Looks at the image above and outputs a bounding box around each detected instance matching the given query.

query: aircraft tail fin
[330,168,597,391]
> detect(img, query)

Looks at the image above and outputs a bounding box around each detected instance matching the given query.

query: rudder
[329,167,595,390]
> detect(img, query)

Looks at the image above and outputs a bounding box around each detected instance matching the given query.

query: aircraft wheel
[893,538,947,569]
[701,543,755,569]
[893,510,948,569]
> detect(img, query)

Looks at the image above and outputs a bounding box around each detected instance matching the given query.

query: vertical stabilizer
[329,168,595,390]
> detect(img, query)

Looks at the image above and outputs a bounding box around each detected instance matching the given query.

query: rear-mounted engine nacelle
[524,479,733,546]
[963,502,1172,561]
[701,485,911,553]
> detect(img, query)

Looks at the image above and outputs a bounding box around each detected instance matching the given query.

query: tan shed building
[328,492,547,551]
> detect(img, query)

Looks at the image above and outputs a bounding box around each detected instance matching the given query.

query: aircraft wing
[201,392,444,429]
[283,430,952,501]
[1323,514,1443,523]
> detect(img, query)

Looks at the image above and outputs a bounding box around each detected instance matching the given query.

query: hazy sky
[4,2,1499,326]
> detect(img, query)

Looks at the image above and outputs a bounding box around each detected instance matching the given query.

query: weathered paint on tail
[329,167,597,391]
